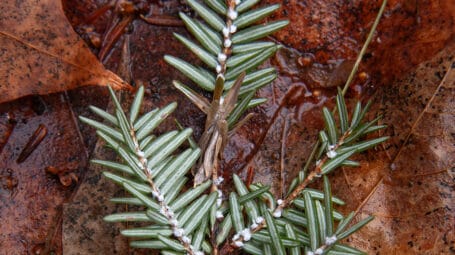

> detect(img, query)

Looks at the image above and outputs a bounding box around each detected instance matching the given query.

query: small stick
[17,124,47,163]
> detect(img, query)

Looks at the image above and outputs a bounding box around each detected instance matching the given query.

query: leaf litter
[0,0,131,104]
[339,42,454,254]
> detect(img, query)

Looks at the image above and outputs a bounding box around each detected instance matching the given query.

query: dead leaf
[0,94,88,254]
[0,0,131,104]
[337,41,455,254]
[267,0,455,87]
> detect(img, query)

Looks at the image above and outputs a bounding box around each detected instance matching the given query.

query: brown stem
[140,14,184,27]
[204,1,240,253]
[126,119,198,255]
[276,130,350,212]
[198,0,239,191]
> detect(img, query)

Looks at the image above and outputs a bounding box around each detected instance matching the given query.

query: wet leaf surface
[0,0,131,104]
[337,43,455,254]
[0,94,88,254]
[266,0,455,88]
[0,0,453,254]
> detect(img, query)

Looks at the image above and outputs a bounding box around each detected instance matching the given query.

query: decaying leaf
[0,0,132,104]
[268,0,455,87]
[0,94,88,254]
[339,41,454,254]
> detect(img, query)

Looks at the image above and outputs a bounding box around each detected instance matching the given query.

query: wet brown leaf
[267,0,455,88]
[0,0,132,104]
[336,42,455,254]
[0,94,88,254]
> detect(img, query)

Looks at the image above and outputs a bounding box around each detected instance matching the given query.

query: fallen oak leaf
[0,0,132,104]
[336,42,455,254]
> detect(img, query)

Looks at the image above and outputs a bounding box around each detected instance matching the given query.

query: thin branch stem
[129,124,200,255]
[306,236,338,255]
[341,0,388,95]
[197,0,240,193]
[205,2,243,253]
[275,131,350,212]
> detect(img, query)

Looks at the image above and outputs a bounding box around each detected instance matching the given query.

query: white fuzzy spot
[325,235,337,245]
[240,229,251,241]
[307,252,314,255]
[170,219,178,227]
[235,0,241,5]
[230,25,237,33]
[182,236,191,244]
[222,27,230,37]
[234,241,244,247]
[173,228,184,237]
[224,39,232,48]
[328,144,336,150]
[315,248,324,255]
[316,160,321,166]
[214,176,224,185]
[232,233,240,241]
[137,150,145,157]
[277,199,283,205]
[194,251,204,255]
[152,191,159,198]
[167,210,174,217]
[272,208,282,218]
[228,9,238,20]
[390,163,397,170]
[255,217,264,224]
[217,74,225,82]
[217,198,223,207]
[216,64,222,73]
[326,150,337,158]
[216,211,224,219]
[157,194,164,202]
[250,223,258,229]
[218,53,227,62]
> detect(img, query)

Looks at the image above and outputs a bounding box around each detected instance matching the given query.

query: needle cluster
[80,1,388,254]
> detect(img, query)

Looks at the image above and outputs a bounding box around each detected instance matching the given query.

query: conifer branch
[81,87,216,254]
[80,1,391,254]
[126,98,200,255]
[166,0,288,190]
[226,89,388,252]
